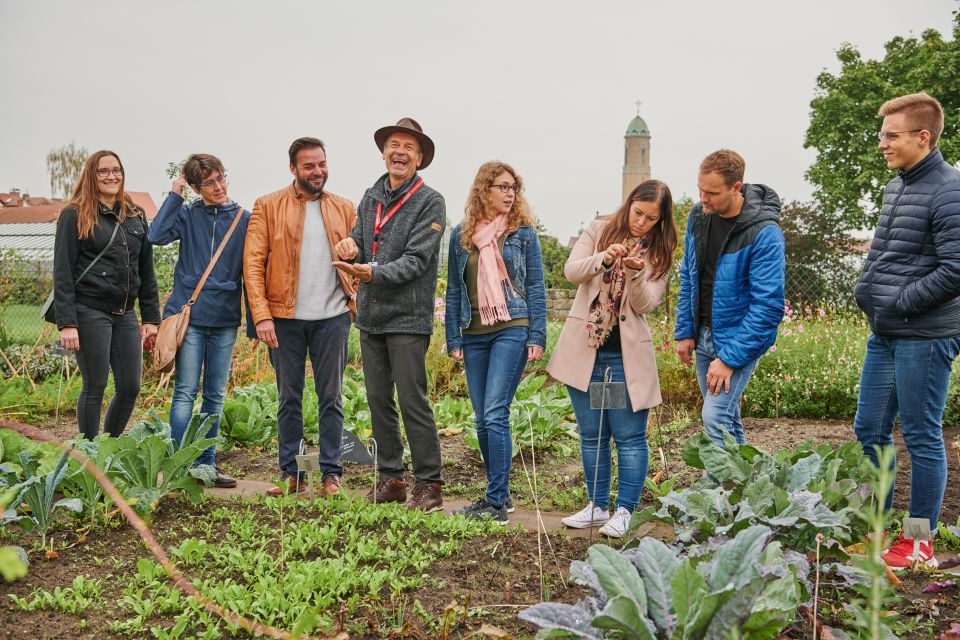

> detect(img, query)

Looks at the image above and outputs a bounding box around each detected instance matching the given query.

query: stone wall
[545,288,576,321]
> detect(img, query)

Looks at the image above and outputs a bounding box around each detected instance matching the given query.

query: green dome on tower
[625,115,650,137]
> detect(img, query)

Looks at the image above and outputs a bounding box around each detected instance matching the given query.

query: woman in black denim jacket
[52,150,160,439]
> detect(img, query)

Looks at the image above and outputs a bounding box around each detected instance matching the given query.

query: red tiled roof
[0,192,157,224]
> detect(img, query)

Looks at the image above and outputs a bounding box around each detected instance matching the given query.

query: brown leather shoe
[214,467,237,489]
[322,474,341,497]
[366,477,407,504]
[405,481,443,513]
[266,475,305,496]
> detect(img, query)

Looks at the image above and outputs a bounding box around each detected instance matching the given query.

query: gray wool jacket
[350,173,446,335]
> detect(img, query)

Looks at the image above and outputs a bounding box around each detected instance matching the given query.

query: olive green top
[462,235,529,335]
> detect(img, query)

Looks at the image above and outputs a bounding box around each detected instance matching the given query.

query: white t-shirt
[293,199,349,320]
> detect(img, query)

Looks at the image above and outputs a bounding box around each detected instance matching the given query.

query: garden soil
[7,414,959,638]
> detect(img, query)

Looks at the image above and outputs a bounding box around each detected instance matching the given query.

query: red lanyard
[373,178,424,262]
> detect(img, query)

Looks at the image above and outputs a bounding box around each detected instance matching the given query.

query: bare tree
[46,142,89,199]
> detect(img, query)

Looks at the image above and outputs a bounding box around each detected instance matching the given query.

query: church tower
[622,110,651,202]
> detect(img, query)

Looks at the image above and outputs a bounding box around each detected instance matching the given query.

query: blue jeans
[462,326,529,508]
[695,326,759,446]
[853,333,960,529]
[271,313,350,479]
[169,325,238,466]
[567,350,649,512]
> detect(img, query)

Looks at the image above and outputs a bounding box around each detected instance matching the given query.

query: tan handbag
[154,208,246,374]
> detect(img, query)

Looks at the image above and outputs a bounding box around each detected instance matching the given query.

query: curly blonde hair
[460,161,536,251]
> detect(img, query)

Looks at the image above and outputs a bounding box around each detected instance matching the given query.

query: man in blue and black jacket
[675,149,785,446]
[853,92,960,569]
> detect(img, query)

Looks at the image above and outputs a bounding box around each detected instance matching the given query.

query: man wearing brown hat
[334,118,446,512]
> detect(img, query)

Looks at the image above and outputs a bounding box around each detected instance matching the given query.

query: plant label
[296,454,322,472]
[589,382,627,410]
[903,517,931,541]
[341,430,374,465]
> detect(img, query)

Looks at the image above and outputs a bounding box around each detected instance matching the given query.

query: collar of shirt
[383,174,418,202]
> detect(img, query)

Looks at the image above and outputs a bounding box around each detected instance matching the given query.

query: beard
[296,174,326,196]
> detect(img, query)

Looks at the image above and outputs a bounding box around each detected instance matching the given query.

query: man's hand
[334,237,359,261]
[60,327,80,351]
[706,358,734,395]
[256,319,279,348]
[332,261,373,283]
[675,338,695,367]
[172,175,187,196]
[528,345,545,362]
[140,323,158,341]
[449,349,463,361]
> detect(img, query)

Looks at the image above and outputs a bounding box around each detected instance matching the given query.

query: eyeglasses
[877,129,922,142]
[200,176,228,189]
[490,183,520,194]
[96,168,123,178]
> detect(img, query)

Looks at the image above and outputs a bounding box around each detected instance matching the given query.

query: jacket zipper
[118,213,131,314]
[210,207,218,260]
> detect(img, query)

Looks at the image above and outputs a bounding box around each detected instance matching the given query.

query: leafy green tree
[804,13,959,230]
[537,222,575,289]
[46,142,89,199]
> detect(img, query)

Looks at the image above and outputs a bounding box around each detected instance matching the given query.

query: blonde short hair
[878,92,944,148]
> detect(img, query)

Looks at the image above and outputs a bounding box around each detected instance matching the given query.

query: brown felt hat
[374,117,435,170]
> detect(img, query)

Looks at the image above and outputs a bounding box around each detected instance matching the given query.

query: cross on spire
[634,99,642,116]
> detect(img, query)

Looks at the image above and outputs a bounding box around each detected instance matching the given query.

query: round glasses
[490,183,520,194]
[96,168,123,178]
[200,176,228,190]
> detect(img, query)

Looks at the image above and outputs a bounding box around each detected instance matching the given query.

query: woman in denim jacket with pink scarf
[444,161,547,525]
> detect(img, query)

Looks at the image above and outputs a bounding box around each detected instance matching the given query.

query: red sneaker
[882,534,938,569]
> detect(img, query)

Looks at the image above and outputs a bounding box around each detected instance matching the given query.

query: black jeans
[74,303,142,439]
[269,313,350,479]
[360,331,442,484]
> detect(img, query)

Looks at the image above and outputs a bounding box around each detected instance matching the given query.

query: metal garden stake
[587,367,627,544]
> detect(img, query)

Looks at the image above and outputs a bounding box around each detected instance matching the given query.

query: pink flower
[435,298,445,308]
[770,345,778,352]
[435,310,445,321]
[797,324,805,333]
[818,308,826,317]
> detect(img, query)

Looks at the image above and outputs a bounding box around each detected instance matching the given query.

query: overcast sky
[1,1,956,239]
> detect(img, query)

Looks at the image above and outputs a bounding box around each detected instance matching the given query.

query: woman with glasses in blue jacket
[445,161,548,525]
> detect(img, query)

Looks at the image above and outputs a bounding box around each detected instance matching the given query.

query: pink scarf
[472,213,516,325]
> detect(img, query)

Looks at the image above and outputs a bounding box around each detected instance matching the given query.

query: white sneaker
[599,507,632,538]
[561,502,610,529]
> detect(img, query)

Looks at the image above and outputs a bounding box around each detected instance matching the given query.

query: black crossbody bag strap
[74,220,120,285]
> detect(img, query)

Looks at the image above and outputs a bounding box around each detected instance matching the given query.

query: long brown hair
[597,179,677,280]
[64,150,140,240]
[460,161,536,250]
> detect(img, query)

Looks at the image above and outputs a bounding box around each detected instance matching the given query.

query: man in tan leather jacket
[243,136,357,496]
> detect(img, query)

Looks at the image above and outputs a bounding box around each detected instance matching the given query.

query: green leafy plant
[3,452,81,547]
[103,415,217,513]
[833,446,900,640]
[520,525,808,639]
[632,433,873,554]
[219,383,278,449]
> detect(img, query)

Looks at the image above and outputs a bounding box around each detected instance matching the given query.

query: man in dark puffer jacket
[853,92,960,569]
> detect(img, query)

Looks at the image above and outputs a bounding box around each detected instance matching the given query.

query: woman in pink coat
[547,180,677,537]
